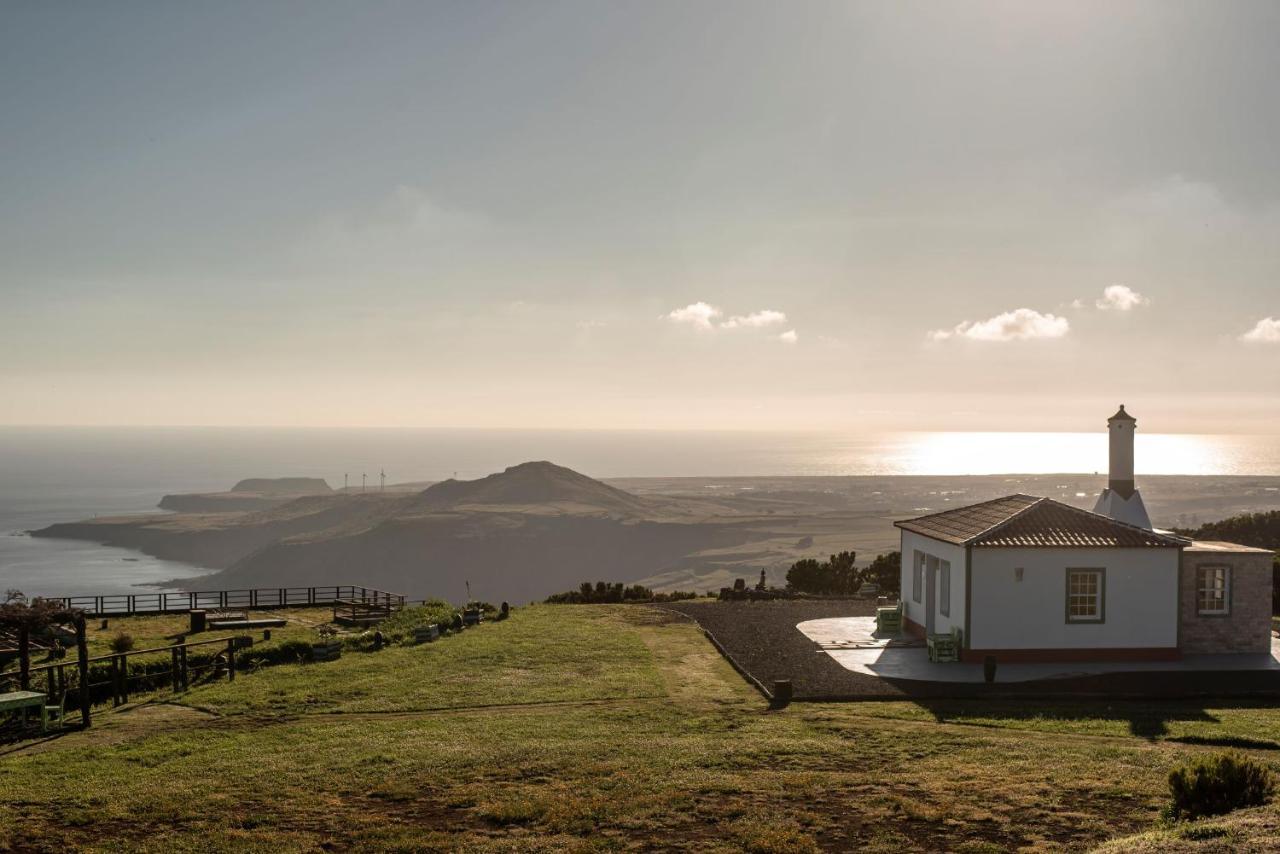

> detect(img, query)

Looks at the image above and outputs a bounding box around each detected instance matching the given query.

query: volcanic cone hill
[412,461,655,517]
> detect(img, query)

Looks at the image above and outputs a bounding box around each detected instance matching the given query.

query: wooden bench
[927,627,963,663]
[0,690,61,733]
[875,602,903,635]
[206,618,287,630]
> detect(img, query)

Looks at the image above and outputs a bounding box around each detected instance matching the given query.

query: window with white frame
[912,551,923,603]
[1066,568,1104,623]
[939,560,951,617]
[1196,566,1230,615]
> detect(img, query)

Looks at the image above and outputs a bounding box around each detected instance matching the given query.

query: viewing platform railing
[42,586,405,617]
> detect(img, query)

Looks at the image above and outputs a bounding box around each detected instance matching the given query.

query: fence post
[127,594,135,616]
[171,645,180,693]
[18,626,30,691]
[76,614,91,727]
[110,656,120,706]
[226,638,235,682]
[180,646,189,690]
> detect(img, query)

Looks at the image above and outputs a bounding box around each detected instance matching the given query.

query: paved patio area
[799,616,1280,684]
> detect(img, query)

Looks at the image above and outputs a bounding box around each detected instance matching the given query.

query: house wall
[968,547,1180,658]
[1179,551,1274,654]
[899,530,966,639]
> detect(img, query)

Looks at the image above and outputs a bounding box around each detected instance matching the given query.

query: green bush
[377,600,459,643]
[1167,752,1275,820]
[108,631,135,654]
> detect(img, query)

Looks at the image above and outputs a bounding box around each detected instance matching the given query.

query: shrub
[544,583,699,604]
[377,600,459,643]
[785,551,861,595]
[1167,752,1275,820]
[108,631,135,654]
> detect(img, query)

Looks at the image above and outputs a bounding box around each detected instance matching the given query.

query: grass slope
[1,606,1279,852]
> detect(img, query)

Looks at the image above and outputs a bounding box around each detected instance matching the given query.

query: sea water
[2,426,1277,598]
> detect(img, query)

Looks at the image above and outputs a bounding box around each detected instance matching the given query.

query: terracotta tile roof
[895,495,1188,548]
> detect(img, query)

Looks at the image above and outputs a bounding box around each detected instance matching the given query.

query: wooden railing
[42,586,405,617]
[0,634,252,726]
[333,599,394,625]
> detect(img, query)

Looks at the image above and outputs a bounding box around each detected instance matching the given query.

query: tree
[861,551,901,597]
[785,551,861,595]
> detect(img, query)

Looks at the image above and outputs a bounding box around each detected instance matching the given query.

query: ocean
[2,426,1278,599]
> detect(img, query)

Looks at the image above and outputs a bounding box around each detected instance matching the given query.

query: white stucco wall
[968,547,1179,650]
[899,530,967,637]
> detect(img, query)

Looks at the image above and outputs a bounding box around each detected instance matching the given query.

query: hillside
[231,477,331,495]
[414,461,655,516]
[4,604,1279,851]
[34,471,1280,602]
[158,476,334,513]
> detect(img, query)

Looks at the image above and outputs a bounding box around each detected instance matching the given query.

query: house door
[924,556,938,635]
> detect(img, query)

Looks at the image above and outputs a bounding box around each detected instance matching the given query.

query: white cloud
[929,308,1070,342]
[665,302,722,329]
[666,303,797,339]
[1095,284,1149,312]
[1241,317,1280,344]
[576,318,608,330]
[721,309,787,329]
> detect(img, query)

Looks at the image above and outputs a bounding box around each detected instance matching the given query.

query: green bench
[0,690,65,733]
[875,602,903,635]
[927,627,963,663]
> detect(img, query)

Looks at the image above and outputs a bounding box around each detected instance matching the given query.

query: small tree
[785,552,861,595]
[861,551,902,597]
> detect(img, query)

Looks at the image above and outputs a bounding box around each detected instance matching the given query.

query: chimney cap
[1108,404,1137,423]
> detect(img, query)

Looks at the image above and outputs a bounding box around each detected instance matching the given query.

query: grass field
[1,605,1278,852]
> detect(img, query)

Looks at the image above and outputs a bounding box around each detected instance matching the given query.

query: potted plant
[312,625,343,662]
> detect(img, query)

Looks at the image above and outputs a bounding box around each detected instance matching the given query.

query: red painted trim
[904,617,926,639]
[960,647,1181,663]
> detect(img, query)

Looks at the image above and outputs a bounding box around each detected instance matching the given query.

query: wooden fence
[42,586,404,617]
[1,633,256,727]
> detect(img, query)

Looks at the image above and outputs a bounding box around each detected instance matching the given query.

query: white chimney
[1093,404,1152,529]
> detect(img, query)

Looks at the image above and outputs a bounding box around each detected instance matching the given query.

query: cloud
[665,302,722,329]
[1241,317,1280,344]
[665,303,795,338]
[721,309,787,329]
[929,308,1070,342]
[1095,284,1149,312]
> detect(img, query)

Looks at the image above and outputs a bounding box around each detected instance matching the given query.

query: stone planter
[413,624,440,644]
[312,640,343,662]
[463,609,482,626]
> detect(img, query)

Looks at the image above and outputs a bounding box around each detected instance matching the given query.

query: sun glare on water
[871,432,1256,477]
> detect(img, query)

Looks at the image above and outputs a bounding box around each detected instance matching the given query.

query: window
[939,560,951,617]
[1196,566,1231,615]
[912,551,923,603]
[1066,569,1105,623]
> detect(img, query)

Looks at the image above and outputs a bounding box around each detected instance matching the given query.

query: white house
[895,407,1274,662]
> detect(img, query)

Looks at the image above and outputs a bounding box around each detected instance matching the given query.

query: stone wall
[1178,551,1274,654]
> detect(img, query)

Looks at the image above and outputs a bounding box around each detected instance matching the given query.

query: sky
[2,1,1279,434]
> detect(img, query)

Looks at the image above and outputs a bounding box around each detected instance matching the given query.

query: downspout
[964,544,973,659]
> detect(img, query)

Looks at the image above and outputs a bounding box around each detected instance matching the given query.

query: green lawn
[1,605,1278,852]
